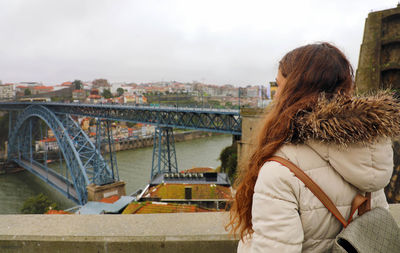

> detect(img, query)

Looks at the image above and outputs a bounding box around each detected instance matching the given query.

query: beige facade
[86,181,126,201]
[237,108,265,167]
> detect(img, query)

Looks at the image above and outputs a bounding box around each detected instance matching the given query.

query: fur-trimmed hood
[288,93,400,145]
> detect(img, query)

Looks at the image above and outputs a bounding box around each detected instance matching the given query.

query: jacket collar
[287,93,400,146]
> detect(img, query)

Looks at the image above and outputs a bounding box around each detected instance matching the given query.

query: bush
[219,144,238,184]
[20,193,58,214]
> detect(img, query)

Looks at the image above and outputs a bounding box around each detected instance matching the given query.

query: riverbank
[113,130,225,152]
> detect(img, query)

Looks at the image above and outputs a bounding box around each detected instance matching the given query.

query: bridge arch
[8,105,113,204]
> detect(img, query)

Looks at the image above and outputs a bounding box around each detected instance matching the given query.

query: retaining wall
[113,131,224,152]
[0,204,399,253]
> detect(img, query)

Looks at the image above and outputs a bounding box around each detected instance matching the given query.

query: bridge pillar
[356,5,400,203]
[86,181,126,202]
[151,126,178,179]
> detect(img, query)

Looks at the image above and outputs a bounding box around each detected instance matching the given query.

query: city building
[72,89,86,101]
[0,83,15,100]
[32,86,54,95]
[136,167,233,210]
[36,137,58,152]
[87,88,102,103]
[61,81,73,87]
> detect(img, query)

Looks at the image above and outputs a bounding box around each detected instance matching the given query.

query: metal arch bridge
[0,102,242,205]
[0,102,242,134]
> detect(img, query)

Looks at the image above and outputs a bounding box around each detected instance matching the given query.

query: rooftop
[150,172,231,186]
[122,201,213,214]
[143,183,232,201]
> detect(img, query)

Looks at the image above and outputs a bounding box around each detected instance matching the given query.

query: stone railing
[0,212,237,253]
[0,204,399,253]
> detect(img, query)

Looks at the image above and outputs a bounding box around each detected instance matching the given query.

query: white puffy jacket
[238,94,400,252]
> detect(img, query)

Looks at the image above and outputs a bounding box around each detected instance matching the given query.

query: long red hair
[228,42,354,239]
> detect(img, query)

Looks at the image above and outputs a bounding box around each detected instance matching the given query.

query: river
[0,134,233,214]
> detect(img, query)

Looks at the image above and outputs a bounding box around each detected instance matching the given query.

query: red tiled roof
[88,94,101,99]
[99,195,120,204]
[61,82,72,86]
[42,137,57,143]
[45,210,72,214]
[33,86,53,90]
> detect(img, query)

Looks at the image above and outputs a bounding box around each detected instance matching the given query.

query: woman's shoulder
[255,152,301,197]
[257,143,310,180]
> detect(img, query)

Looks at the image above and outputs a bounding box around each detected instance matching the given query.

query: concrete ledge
[0,212,238,253]
[1,205,399,253]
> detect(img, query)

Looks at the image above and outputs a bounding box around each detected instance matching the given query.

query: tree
[219,144,238,183]
[102,88,113,99]
[126,122,135,128]
[72,80,83,90]
[24,88,31,96]
[117,87,124,97]
[20,193,58,214]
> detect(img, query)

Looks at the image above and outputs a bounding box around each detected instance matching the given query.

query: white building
[110,82,127,94]
[0,83,15,100]
[36,138,58,152]
[246,87,259,98]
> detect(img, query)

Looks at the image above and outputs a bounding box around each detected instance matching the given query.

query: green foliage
[72,79,83,90]
[20,193,58,214]
[102,88,113,99]
[208,100,221,107]
[219,144,238,183]
[126,122,136,128]
[24,88,31,96]
[117,87,124,97]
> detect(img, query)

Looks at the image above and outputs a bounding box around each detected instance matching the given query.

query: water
[0,134,232,214]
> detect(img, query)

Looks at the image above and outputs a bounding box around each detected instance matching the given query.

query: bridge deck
[16,159,78,202]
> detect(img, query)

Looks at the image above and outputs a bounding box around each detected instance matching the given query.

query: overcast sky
[0,0,398,86]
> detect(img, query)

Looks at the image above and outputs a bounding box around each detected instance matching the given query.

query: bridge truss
[7,105,116,204]
[0,102,241,135]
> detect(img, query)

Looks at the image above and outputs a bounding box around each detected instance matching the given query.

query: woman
[228,42,400,252]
